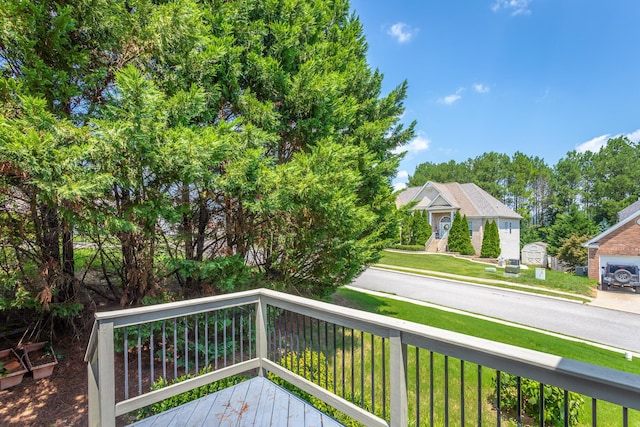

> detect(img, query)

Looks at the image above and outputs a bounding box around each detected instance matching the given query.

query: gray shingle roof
[396,181,522,219]
[618,199,640,222]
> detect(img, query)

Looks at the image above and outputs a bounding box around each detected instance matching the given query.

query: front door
[439,216,451,238]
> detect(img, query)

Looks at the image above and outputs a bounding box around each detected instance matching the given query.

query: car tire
[613,269,632,284]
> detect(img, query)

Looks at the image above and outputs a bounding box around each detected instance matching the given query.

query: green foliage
[389,244,426,251]
[480,220,501,258]
[135,370,247,419]
[448,212,475,255]
[494,372,584,426]
[556,235,589,269]
[545,205,598,256]
[168,256,256,294]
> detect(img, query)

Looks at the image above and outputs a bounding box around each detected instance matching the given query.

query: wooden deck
[128,376,345,427]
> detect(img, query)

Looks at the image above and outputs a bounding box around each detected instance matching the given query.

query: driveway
[590,288,640,314]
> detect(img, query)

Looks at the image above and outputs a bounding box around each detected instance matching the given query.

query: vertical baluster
[184,316,189,374]
[223,309,228,367]
[351,328,355,404]
[517,376,522,426]
[214,311,218,370]
[460,360,464,425]
[371,334,375,413]
[341,326,345,398]
[477,365,482,427]
[248,307,253,359]
[309,317,314,379]
[623,407,628,427]
[360,330,364,408]
[539,383,544,427]
[232,307,236,365]
[444,355,449,427]
[288,310,293,370]
[563,390,569,427]
[240,308,244,362]
[333,323,337,395]
[591,398,597,426]
[162,320,167,380]
[124,328,129,400]
[317,319,321,386]
[149,322,154,382]
[137,325,142,395]
[382,337,386,420]
[295,312,301,375]
[415,347,420,426]
[194,314,199,373]
[173,318,178,380]
[496,370,501,427]
[205,313,209,369]
[429,351,434,427]
[324,320,329,389]
[303,316,307,373]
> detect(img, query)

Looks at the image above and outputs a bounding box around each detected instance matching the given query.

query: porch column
[428,211,432,227]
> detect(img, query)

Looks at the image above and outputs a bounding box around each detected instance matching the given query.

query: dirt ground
[0,333,90,427]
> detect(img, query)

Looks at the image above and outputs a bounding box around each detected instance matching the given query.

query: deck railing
[85,288,640,426]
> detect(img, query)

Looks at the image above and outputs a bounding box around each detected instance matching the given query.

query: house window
[469,221,473,237]
[508,222,512,234]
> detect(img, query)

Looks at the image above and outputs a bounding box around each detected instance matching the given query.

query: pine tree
[481,220,501,258]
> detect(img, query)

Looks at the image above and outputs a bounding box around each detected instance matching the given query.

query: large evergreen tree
[480,220,500,258]
[447,211,474,255]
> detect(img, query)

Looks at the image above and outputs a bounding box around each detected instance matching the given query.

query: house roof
[396,181,522,219]
[584,207,640,248]
[618,199,640,222]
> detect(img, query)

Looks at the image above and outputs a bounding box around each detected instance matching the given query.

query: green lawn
[379,251,596,297]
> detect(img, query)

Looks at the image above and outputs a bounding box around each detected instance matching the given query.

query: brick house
[584,199,640,281]
[396,181,522,259]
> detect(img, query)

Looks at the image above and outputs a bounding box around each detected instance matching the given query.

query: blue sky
[349,1,640,190]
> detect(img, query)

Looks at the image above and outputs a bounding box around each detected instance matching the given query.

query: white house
[396,181,522,259]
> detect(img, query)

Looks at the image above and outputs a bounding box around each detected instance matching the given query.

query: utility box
[535,268,546,280]
[505,259,520,275]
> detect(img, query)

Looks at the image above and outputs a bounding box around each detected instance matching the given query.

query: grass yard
[379,251,596,297]
[326,287,639,427]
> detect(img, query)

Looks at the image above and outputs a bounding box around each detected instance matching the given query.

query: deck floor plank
[127,377,344,427]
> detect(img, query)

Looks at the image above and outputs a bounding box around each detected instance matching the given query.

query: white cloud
[391,134,431,155]
[473,83,490,94]
[387,22,418,44]
[491,0,533,16]
[576,129,640,153]
[626,129,640,142]
[396,170,409,180]
[438,88,465,105]
[393,182,408,192]
[576,134,610,153]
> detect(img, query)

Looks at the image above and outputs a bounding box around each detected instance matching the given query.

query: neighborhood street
[350,268,640,354]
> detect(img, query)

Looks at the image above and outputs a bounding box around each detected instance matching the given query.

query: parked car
[600,263,640,291]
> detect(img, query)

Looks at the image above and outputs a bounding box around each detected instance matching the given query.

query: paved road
[350,268,640,354]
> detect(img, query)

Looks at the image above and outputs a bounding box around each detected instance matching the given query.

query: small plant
[494,372,584,426]
[0,361,7,377]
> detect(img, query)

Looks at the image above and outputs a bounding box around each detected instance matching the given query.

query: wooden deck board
[127,376,345,427]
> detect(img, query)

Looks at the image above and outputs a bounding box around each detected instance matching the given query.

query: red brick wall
[588,215,640,279]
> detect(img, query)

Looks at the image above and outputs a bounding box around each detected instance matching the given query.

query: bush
[389,244,425,251]
[448,212,475,255]
[494,372,584,426]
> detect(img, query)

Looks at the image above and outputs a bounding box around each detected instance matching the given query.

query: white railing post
[256,296,269,376]
[97,320,116,427]
[389,330,408,427]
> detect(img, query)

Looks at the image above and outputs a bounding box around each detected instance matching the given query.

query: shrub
[389,244,425,251]
[494,372,584,426]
